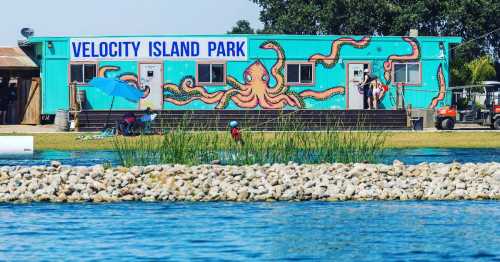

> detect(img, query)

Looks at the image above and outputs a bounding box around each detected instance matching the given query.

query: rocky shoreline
[0,161,499,202]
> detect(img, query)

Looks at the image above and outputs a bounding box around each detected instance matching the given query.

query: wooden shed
[0,47,40,124]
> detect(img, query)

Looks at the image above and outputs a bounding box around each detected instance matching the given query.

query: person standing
[229,120,244,145]
[0,76,10,124]
[360,69,374,109]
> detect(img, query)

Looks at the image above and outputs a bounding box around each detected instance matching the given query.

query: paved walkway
[0,125,58,133]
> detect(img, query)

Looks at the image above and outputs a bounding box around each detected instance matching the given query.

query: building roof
[0,47,37,69]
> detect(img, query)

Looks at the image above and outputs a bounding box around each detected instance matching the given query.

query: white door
[139,63,163,110]
[347,63,366,109]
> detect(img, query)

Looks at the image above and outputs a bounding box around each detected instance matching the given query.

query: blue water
[0,201,498,261]
[0,148,499,166]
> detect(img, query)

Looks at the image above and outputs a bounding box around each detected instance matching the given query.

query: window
[196,62,226,85]
[393,63,421,85]
[286,62,314,85]
[70,63,97,84]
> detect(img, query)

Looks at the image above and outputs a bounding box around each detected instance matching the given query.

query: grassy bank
[2,131,499,151]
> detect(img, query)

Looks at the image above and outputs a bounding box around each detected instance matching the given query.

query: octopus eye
[245,74,252,81]
[262,75,268,81]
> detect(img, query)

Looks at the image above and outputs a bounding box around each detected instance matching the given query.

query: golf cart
[435,81,500,130]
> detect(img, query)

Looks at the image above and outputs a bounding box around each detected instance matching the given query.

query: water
[0,201,498,261]
[0,148,499,166]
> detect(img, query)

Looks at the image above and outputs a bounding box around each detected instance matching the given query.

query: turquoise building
[27,34,461,115]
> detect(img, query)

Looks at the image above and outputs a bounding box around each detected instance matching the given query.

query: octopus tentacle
[299,87,345,100]
[234,93,256,103]
[260,40,286,94]
[309,37,371,68]
[265,93,301,108]
[232,94,259,108]
[429,64,446,109]
[215,89,239,109]
[98,66,120,77]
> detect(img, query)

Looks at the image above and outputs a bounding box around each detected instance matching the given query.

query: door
[139,63,163,110]
[347,63,368,109]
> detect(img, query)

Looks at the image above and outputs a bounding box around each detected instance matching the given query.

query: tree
[252,0,500,60]
[227,20,256,34]
[466,56,497,84]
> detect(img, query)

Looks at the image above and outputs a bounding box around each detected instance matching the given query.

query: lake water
[0,201,498,261]
[0,148,499,166]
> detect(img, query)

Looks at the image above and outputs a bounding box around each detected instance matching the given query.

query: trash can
[54,109,69,132]
[411,117,424,131]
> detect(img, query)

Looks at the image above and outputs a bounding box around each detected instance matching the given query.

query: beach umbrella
[89,77,143,129]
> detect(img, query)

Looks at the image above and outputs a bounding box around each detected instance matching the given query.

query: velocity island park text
[71,38,247,61]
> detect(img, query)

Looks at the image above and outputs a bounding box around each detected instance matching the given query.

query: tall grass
[112,112,387,167]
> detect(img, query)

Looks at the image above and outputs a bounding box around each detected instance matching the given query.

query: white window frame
[196,61,226,86]
[285,62,315,86]
[392,62,421,86]
[69,62,98,85]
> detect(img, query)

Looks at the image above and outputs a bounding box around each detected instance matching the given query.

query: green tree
[252,0,500,60]
[227,20,256,34]
[466,56,497,84]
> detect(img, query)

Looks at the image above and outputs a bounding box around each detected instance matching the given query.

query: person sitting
[119,111,137,136]
[137,107,157,134]
[229,120,244,145]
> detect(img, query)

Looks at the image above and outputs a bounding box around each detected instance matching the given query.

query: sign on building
[70,37,248,61]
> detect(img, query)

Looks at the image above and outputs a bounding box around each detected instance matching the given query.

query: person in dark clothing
[360,69,375,109]
[0,77,10,124]
[119,111,137,136]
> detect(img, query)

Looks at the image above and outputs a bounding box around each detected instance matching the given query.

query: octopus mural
[383,37,421,83]
[429,64,446,109]
[308,36,371,68]
[98,66,150,98]
[164,37,371,109]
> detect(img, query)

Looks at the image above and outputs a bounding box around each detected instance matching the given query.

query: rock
[130,166,143,176]
[51,161,61,168]
[345,184,355,197]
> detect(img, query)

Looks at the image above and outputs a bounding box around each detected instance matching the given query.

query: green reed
[112,112,387,167]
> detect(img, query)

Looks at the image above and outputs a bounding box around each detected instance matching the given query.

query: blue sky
[0,0,263,46]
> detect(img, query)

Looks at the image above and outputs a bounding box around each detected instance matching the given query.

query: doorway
[139,63,163,110]
[347,63,370,109]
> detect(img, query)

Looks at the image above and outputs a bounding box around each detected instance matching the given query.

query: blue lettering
[217,42,226,56]
[131,41,141,57]
[191,42,199,56]
[208,41,217,56]
[109,42,118,57]
[153,41,162,57]
[162,42,170,57]
[82,42,90,58]
[90,42,99,57]
[227,41,235,57]
[99,42,108,57]
[180,41,190,57]
[236,41,246,57]
[171,42,179,56]
[72,42,82,57]
[123,42,130,56]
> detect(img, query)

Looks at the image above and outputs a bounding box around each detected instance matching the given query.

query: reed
[112,112,387,167]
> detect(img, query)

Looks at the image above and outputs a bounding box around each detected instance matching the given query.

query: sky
[0,0,263,46]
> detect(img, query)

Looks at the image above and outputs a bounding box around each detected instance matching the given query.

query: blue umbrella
[88,77,144,129]
[89,77,143,102]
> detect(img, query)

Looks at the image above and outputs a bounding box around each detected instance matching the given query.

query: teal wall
[30,34,461,114]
